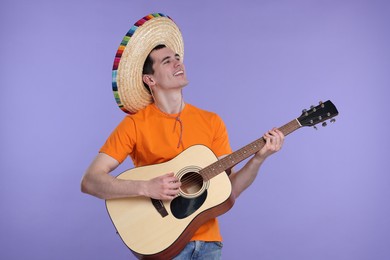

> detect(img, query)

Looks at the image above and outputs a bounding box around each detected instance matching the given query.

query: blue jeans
[173,241,223,260]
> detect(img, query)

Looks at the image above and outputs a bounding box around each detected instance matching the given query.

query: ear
[142,74,155,88]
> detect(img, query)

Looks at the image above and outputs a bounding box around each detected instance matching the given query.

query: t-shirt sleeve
[99,116,136,164]
[211,114,232,157]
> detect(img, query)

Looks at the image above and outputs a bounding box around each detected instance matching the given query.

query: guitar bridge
[151,198,168,218]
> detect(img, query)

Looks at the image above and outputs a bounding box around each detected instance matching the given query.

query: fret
[200,119,301,181]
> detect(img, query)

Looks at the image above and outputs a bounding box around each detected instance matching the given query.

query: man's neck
[153,90,184,115]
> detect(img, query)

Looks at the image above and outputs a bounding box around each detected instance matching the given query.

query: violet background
[1,0,390,259]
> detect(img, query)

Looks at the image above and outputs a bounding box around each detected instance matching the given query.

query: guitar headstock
[298,100,339,128]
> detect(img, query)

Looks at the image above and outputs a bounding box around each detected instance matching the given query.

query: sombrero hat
[112,13,184,114]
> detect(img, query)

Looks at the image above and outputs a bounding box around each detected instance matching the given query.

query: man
[81,13,284,259]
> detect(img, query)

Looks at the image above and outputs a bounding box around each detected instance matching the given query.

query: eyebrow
[161,54,180,63]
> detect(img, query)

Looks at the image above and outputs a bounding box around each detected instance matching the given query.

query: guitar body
[106,145,234,259]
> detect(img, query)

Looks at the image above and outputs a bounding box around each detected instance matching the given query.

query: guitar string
[175,113,334,190]
[180,109,331,188]
[176,121,299,190]
[176,138,268,190]
[176,125,292,189]
[164,104,291,188]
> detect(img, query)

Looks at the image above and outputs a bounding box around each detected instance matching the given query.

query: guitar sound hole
[180,172,203,195]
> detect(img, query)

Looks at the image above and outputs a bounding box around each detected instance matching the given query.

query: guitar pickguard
[170,190,208,219]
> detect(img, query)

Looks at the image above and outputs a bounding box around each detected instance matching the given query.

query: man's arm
[229,128,284,199]
[80,153,181,200]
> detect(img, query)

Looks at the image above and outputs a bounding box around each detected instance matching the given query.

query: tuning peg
[330,118,336,123]
[322,122,327,127]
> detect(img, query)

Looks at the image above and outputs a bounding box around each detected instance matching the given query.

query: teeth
[174,70,183,76]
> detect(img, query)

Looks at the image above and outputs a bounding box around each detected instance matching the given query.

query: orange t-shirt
[100,103,232,242]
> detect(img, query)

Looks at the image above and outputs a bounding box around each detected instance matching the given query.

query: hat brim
[112,13,184,114]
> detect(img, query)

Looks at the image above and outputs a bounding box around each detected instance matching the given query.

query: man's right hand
[142,172,181,200]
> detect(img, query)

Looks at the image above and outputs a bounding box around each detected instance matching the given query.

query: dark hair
[142,44,166,92]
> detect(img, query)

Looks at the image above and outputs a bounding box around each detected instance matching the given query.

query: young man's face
[148,47,188,91]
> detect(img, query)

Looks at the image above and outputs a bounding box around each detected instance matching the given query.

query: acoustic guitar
[106,100,339,259]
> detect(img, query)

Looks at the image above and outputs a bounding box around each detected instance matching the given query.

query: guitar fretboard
[200,119,301,181]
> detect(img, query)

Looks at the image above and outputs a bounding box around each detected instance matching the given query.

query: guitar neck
[200,119,302,181]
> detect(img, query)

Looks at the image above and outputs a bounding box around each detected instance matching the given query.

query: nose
[173,59,181,68]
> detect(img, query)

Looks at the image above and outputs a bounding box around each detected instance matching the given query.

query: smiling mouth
[174,70,184,76]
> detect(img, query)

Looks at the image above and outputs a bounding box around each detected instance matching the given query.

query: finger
[265,131,276,142]
[268,129,283,143]
[162,173,179,182]
[170,181,181,189]
[162,194,175,201]
[264,133,278,150]
[264,129,277,139]
[274,129,284,145]
[274,129,285,141]
[165,190,180,199]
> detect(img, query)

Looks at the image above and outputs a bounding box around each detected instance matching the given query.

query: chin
[182,80,189,88]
